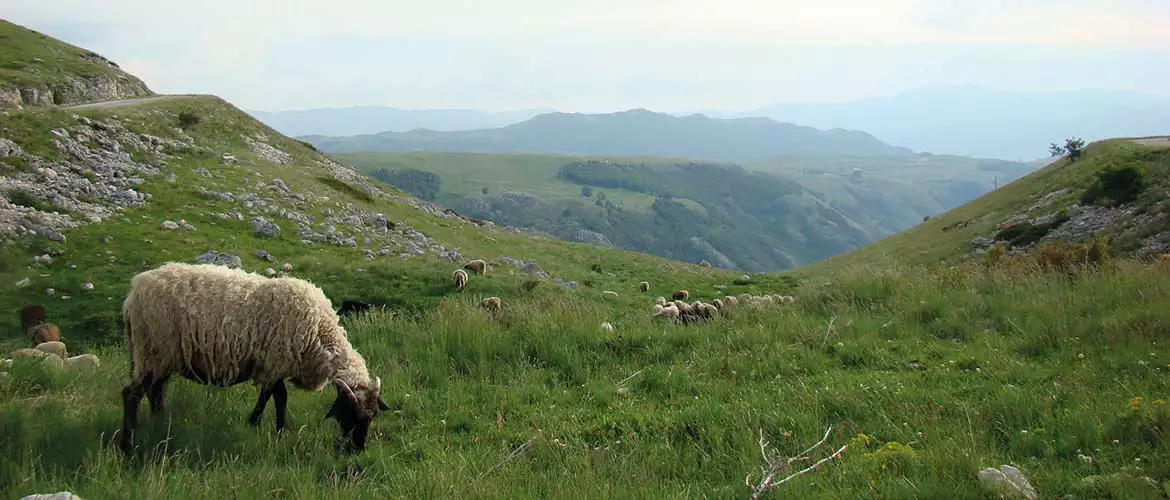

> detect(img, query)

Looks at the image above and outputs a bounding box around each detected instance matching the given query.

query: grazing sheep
[697,303,719,319]
[724,295,738,306]
[8,348,64,370]
[601,290,619,300]
[712,299,724,310]
[639,281,650,292]
[653,304,664,313]
[66,354,101,371]
[653,304,680,318]
[20,304,48,331]
[778,295,795,304]
[480,296,502,314]
[35,341,67,359]
[655,296,667,307]
[672,290,690,300]
[464,259,489,276]
[674,301,694,315]
[118,263,389,454]
[452,269,469,292]
[28,323,61,346]
[600,322,614,334]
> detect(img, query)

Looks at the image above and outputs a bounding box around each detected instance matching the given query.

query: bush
[177,110,201,128]
[315,176,373,202]
[993,214,1069,247]
[1082,163,1146,207]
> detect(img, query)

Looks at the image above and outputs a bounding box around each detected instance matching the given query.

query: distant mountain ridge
[246,106,551,137]
[302,108,914,160]
[738,86,1170,160]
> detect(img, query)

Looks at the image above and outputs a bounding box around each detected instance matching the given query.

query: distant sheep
[655,296,667,306]
[601,290,619,300]
[639,281,650,292]
[35,341,67,359]
[28,323,61,346]
[464,259,489,276]
[600,322,614,334]
[723,295,738,306]
[119,263,389,454]
[672,290,690,300]
[66,353,101,371]
[712,299,724,310]
[452,269,469,292]
[653,304,664,313]
[20,304,47,331]
[480,296,502,314]
[653,304,680,318]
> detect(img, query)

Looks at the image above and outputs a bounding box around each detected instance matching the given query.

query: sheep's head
[325,377,391,452]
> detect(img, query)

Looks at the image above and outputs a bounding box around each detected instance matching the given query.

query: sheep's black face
[324,380,391,453]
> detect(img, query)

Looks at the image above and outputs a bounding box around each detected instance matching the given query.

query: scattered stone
[221,153,239,165]
[194,167,211,177]
[177,219,195,231]
[20,492,83,500]
[971,236,995,249]
[263,267,276,277]
[244,136,295,164]
[500,256,550,279]
[15,277,30,288]
[160,220,180,230]
[81,282,94,291]
[251,216,281,238]
[195,249,242,269]
[253,250,276,262]
[45,288,55,296]
[280,263,292,272]
[740,274,751,281]
[32,254,53,265]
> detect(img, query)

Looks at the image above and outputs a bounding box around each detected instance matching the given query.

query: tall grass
[3,260,1168,498]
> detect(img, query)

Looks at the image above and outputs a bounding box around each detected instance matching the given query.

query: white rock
[45,288,55,296]
[263,267,276,277]
[599,322,614,334]
[280,263,293,272]
[978,465,1038,500]
[160,220,180,230]
[20,492,83,500]
[15,277,30,288]
[81,282,94,291]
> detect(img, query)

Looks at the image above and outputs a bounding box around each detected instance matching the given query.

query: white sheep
[638,281,650,293]
[655,296,667,307]
[601,290,619,300]
[118,262,389,454]
[66,354,101,371]
[600,322,614,334]
[35,341,67,359]
[452,268,469,292]
[480,296,502,314]
[653,304,680,318]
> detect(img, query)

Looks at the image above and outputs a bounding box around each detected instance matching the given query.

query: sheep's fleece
[122,263,373,392]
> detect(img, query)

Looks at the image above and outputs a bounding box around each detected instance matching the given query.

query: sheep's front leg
[272,379,288,432]
[146,375,170,416]
[248,383,275,427]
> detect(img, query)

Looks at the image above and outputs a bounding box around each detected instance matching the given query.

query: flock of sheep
[1,305,102,387]
[5,256,795,455]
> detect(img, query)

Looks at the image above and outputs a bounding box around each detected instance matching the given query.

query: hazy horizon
[5,1,1170,114]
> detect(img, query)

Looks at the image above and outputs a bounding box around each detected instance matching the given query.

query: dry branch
[745,426,848,499]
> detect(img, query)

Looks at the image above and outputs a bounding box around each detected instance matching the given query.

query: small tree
[580,186,593,198]
[482,186,489,195]
[1049,137,1086,161]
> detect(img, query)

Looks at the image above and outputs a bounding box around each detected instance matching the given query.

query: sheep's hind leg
[119,374,153,453]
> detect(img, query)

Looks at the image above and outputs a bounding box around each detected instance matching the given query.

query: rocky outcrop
[0,73,153,109]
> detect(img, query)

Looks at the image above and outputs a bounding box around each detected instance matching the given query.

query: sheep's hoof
[247,415,262,427]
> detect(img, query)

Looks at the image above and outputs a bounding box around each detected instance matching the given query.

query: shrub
[315,176,373,202]
[295,139,318,152]
[1082,162,1146,207]
[177,110,201,128]
[520,279,541,292]
[993,214,1069,247]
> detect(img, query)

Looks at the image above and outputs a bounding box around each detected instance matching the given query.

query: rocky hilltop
[0,20,153,108]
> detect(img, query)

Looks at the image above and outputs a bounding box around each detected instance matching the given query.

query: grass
[3,260,1169,498]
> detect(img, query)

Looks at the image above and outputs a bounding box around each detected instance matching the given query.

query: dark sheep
[20,304,47,331]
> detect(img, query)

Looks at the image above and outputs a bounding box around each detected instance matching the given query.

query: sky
[6,0,1170,113]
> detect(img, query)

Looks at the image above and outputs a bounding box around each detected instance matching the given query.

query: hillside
[302,109,913,160]
[4,18,1170,500]
[797,137,1170,275]
[339,152,877,271]
[0,20,153,108]
[247,106,550,137]
[742,86,1170,160]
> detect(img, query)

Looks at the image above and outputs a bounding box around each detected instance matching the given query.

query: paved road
[1131,137,1170,147]
[65,94,196,110]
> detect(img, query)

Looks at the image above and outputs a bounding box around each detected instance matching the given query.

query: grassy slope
[339,151,701,212]
[0,20,152,102]
[795,139,1170,276]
